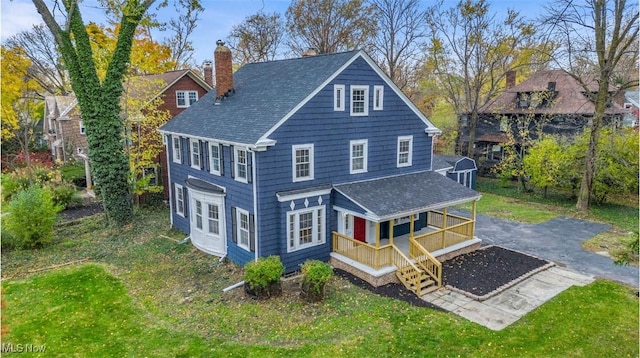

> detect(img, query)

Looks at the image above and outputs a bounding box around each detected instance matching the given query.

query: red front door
[354,217,366,242]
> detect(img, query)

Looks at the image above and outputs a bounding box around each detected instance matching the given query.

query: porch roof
[333,171,481,221]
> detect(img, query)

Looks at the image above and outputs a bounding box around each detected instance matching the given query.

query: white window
[190,139,201,169]
[235,147,248,182]
[287,206,325,252]
[209,143,221,175]
[292,144,314,182]
[394,213,419,226]
[350,139,368,174]
[236,208,250,250]
[79,121,86,135]
[350,85,369,116]
[175,184,185,217]
[208,204,220,235]
[397,136,413,167]
[176,90,198,108]
[373,85,384,110]
[195,200,203,230]
[334,84,345,111]
[172,137,182,163]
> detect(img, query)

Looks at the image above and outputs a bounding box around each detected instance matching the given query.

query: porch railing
[332,232,393,269]
[409,239,442,286]
[391,246,425,294]
[427,211,470,229]
[415,219,474,252]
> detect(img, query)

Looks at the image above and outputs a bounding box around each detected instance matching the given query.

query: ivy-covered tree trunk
[32,0,156,225]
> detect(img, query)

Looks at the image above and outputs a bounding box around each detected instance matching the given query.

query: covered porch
[331,171,482,296]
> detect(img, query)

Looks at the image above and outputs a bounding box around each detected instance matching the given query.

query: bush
[61,161,87,188]
[300,260,333,302]
[51,183,83,209]
[3,186,61,249]
[244,256,284,299]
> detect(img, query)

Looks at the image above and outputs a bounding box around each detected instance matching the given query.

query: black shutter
[231,207,237,244]
[247,152,253,183]
[249,214,255,252]
[230,145,235,178]
[219,144,225,176]
[186,138,191,166]
[199,140,205,169]
[182,186,188,218]
[202,142,209,172]
[171,183,176,213]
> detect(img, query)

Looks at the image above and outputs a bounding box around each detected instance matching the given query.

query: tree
[32,0,157,225]
[523,136,565,197]
[5,24,72,96]
[369,0,427,91]
[0,46,44,177]
[425,0,540,158]
[285,0,377,55]
[542,0,639,210]
[226,12,285,66]
[161,0,203,69]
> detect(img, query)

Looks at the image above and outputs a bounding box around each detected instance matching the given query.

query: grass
[2,207,638,356]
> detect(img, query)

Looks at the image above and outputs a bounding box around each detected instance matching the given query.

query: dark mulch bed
[334,269,444,310]
[442,246,550,297]
[59,202,104,222]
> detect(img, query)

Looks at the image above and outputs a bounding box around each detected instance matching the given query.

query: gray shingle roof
[333,171,481,220]
[159,51,360,145]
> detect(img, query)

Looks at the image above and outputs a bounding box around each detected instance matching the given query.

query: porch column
[472,200,477,236]
[409,215,415,240]
[388,221,394,246]
[375,222,380,248]
[442,207,448,229]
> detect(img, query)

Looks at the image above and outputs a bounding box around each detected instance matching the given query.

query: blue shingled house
[159,43,481,295]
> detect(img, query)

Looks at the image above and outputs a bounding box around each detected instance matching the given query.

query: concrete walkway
[423,266,594,330]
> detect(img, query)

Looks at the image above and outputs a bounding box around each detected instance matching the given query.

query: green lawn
[2,208,638,357]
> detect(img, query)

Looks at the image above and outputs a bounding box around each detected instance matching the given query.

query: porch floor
[379,226,437,256]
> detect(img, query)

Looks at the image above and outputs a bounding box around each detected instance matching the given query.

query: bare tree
[425,0,539,158]
[369,0,427,91]
[5,24,72,96]
[226,12,285,65]
[286,0,377,55]
[161,0,203,69]
[542,0,639,210]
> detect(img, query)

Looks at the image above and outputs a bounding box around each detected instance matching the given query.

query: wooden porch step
[396,270,438,296]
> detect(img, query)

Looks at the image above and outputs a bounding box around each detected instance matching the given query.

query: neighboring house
[43,69,212,196]
[159,42,482,296]
[459,69,626,174]
[622,89,639,128]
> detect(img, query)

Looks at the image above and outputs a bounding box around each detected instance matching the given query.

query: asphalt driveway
[460,212,638,287]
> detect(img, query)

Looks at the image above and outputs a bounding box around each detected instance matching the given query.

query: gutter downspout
[252,150,259,262]
[165,135,174,227]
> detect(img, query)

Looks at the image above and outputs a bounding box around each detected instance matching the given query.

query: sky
[0,0,548,67]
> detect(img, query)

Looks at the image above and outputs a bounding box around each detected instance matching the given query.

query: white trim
[350,85,369,116]
[277,187,332,202]
[397,135,413,167]
[334,84,345,111]
[349,139,368,174]
[166,141,174,226]
[175,183,185,217]
[209,142,222,176]
[251,150,259,261]
[190,138,201,170]
[373,85,384,110]
[292,144,314,182]
[286,205,326,253]
[234,147,249,183]
[235,208,251,251]
[172,136,182,164]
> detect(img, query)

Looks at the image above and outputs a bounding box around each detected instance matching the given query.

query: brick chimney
[203,61,213,87]
[506,70,516,89]
[214,40,233,98]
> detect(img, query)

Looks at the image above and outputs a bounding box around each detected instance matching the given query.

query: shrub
[244,256,284,299]
[61,161,87,188]
[300,260,333,302]
[51,183,84,209]
[3,186,61,249]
